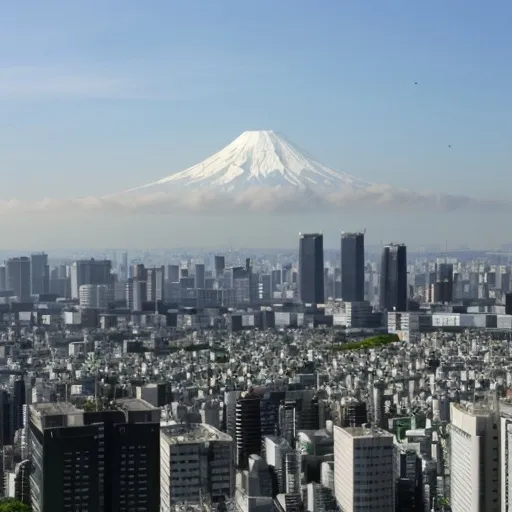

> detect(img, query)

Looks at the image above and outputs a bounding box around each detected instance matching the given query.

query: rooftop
[116,397,156,412]
[161,423,232,445]
[341,426,393,439]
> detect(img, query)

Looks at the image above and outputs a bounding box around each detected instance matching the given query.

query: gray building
[299,233,324,304]
[341,232,365,302]
[195,263,205,289]
[70,259,112,299]
[30,252,49,296]
[6,257,31,302]
[379,244,407,312]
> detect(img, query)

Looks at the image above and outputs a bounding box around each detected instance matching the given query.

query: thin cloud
[0,66,145,100]
[0,186,509,216]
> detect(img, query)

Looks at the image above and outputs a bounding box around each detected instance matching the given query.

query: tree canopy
[0,499,31,512]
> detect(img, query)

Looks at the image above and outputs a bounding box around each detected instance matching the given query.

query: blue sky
[0,0,511,248]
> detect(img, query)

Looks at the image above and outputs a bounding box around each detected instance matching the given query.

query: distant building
[70,259,112,299]
[6,257,31,302]
[379,243,407,311]
[341,232,365,302]
[30,252,49,295]
[214,255,225,279]
[79,284,110,309]
[299,233,324,304]
[195,263,205,289]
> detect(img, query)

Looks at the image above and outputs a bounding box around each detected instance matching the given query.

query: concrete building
[299,233,324,304]
[333,426,394,512]
[160,423,233,508]
[70,259,112,299]
[79,284,110,309]
[6,257,31,302]
[450,402,500,512]
[28,400,160,512]
[30,252,49,295]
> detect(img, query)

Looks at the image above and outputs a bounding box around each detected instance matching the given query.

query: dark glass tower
[341,232,365,302]
[379,243,407,311]
[299,233,324,304]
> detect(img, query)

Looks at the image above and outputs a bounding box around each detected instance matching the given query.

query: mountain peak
[126,130,372,193]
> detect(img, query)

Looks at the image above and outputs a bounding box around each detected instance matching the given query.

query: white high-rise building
[450,402,500,512]
[79,284,109,309]
[160,423,233,508]
[501,413,512,512]
[333,426,394,512]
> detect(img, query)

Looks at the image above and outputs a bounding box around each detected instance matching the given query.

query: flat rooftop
[116,398,157,411]
[161,423,232,445]
[31,402,80,416]
[341,426,393,439]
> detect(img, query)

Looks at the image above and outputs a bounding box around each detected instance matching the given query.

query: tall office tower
[160,424,233,508]
[299,233,325,304]
[334,426,395,512]
[30,252,49,295]
[167,264,180,283]
[379,243,407,311]
[132,280,147,311]
[12,379,26,433]
[450,402,500,512]
[434,262,454,303]
[0,265,6,291]
[0,390,13,446]
[214,255,225,279]
[146,266,165,302]
[29,399,160,512]
[132,263,146,282]
[70,259,112,299]
[6,257,31,302]
[500,409,512,511]
[120,252,128,281]
[396,449,423,512]
[79,284,110,309]
[341,232,365,302]
[236,390,263,470]
[195,263,205,289]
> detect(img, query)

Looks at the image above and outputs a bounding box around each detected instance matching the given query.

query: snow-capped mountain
[126,130,371,193]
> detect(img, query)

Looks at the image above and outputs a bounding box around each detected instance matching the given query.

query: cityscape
[2,1,512,511]
[0,233,511,510]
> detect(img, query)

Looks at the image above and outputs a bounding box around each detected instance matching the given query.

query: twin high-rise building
[30,252,49,296]
[380,243,407,311]
[6,257,31,302]
[341,232,365,302]
[299,233,325,304]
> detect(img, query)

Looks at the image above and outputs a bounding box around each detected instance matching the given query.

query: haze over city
[1,0,511,249]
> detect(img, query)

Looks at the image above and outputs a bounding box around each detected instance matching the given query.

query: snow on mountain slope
[126,130,372,193]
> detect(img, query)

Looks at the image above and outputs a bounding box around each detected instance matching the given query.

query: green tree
[0,498,31,512]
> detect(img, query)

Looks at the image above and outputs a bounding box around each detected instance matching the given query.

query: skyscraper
[341,232,365,302]
[195,263,205,289]
[70,259,113,299]
[30,252,49,295]
[214,255,225,279]
[450,402,499,512]
[299,233,324,304]
[6,257,31,302]
[379,244,407,311]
